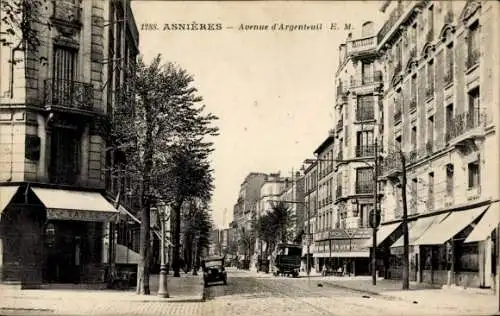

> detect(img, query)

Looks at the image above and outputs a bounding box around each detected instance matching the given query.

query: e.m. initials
[330,23,352,31]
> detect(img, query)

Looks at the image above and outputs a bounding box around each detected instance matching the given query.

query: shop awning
[0,186,19,219]
[465,204,499,243]
[415,206,488,246]
[362,222,401,248]
[115,244,141,264]
[313,251,369,258]
[391,213,448,248]
[31,188,119,222]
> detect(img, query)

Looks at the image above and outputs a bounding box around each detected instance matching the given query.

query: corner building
[374,0,500,288]
[0,0,139,287]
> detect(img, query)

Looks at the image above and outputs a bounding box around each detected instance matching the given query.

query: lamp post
[157,203,169,298]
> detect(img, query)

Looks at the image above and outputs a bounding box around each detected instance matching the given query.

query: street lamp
[157,202,169,298]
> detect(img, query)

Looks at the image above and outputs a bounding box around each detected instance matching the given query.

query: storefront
[313,228,371,275]
[388,202,493,288]
[0,185,119,287]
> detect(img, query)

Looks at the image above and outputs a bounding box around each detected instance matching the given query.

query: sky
[131,1,384,229]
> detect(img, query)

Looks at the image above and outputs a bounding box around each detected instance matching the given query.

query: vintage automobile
[202,256,227,286]
[273,243,301,277]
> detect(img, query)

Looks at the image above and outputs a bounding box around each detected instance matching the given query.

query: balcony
[44,79,94,111]
[355,182,374,194]
[407,149,418,164]
[466,49,480,70]
[394,110,402,124]
[446,108,488,147]
[350,71,383,88]
[380,151,402,179]
[51,0,82,25]
[347,36,377,55]
[355,145,376,158]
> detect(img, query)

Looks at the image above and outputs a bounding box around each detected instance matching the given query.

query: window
[446,43,454,83]
[356,167,373,194]
[411,23,417,45]
[428,5,434,36]
[426,60,434,98]
[428,172,435,210]
[356,130,374,157]
[467,22,480,68]
[357,204,370,227]
[446,164,454,196]
[411,126,417,150]
[411,75,417,103]
[468,161,480,189]
[49,127,81,185]
[356,95,374,121]
[427,116,434,152]
[395,135,402,150]
[362,61,373,84]
[411,178,418,214]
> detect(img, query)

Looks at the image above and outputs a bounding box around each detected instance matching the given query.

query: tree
[111,54,218,293]
[238,226,253,263]
[256,201,296,258]
[182,199,214,272]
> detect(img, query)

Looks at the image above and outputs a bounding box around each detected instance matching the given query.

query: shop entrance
[44,221,86,283]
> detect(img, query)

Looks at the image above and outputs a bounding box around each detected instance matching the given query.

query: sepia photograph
[0,0,499,315]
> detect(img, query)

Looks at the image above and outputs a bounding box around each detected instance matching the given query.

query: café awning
[465,204,499,243]
[362,222,401,248]
[414,205,488,245]
[0,186,19,219]
[31,187,119,222]
[391,213,448,248]
[313,251,369,258]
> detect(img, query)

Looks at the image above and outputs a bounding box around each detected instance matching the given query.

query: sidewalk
[322,277,497,315]
[0,273,204,315]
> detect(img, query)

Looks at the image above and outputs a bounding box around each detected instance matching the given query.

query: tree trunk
[136,193,151,294]
[171,202,183,277]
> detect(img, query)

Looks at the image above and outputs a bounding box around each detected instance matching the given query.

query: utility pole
[400,150,410,290]
[371,139,379,286]
[158,204,169,298]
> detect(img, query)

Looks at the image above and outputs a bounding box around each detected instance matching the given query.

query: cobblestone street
[0,268,498,315]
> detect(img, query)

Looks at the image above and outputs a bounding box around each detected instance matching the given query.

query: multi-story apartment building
[330,21,384,276]
[0,0,139,287]
[278,171,305,243]
[302,161,317,272]
[374,0,499,288]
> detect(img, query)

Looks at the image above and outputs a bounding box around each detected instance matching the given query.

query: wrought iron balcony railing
[380,151,402,177]
[377,2,405,44]
[445,108,488,142]
[350,71,383,88]
[466,49,480,69]
[355,145,376,158]
[51,0,82,24]
[355,182,374,194]
[45,79,93,110]
[407,149,418,164]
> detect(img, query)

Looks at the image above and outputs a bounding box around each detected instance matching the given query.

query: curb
[321,281,410,303]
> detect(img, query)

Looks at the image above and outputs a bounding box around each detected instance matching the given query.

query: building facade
[278,171,305,244]
[373,0,499,288]
[302,161,317,272]
[329,20,384,276]
[0,0,139,286]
